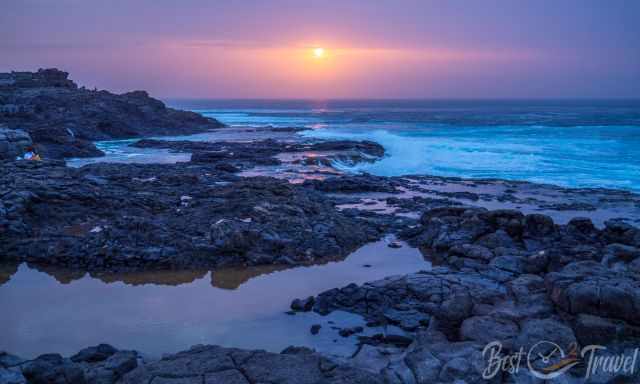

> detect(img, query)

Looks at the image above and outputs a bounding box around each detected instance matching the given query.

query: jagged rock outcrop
[0,68,224,159]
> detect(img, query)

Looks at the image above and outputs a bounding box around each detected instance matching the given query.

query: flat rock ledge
[0,344,384,384]
[0,161,383,270]
[131,138,385,170]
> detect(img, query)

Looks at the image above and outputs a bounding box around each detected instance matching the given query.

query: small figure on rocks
[19,146,41,161]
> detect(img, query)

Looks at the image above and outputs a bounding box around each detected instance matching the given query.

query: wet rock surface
[132,138,384,170]
[0,161,383,270]
[4,161,640,383]
[330,174,640,227]
[4,158,640,383]
[123,344,383,384]
[303,207,640,383]
[305,174,402,193]
[0,69,224,159]
[1,344,138,384]
[4,344,384,384]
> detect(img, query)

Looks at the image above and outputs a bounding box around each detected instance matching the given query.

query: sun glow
[313,47,325,58]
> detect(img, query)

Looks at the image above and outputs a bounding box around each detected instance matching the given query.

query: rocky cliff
[0,69,225,159]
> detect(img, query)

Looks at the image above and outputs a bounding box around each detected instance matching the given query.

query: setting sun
[313,47,325,58]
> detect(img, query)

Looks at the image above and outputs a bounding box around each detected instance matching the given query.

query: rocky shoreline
[299,208,640,382]
[1,343,384,384]
[0,69,224,160]
[4,165,640,383]
[2,70,640,383]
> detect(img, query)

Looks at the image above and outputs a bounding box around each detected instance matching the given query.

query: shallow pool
[0,239,429,358]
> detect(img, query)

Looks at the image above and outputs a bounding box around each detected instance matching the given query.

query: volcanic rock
[0,69,224,159]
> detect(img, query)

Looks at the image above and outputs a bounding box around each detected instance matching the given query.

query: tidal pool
[0,239,429,358]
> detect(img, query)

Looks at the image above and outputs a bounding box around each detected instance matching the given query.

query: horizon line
[163,97,640,102]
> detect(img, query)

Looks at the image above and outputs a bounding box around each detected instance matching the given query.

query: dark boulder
[70,344,117,363]
[545,261,640,325]
[603,220,640,247]
[460,315,519,349]
[566,217,598,237]
[310,324,322,335]
[478,209,525,237]
[291,296,315,312]
[304,175,398,194]
[573,314,637,346]
[523,213,557,238]
[16,345,138,384]
[22,354,85,384]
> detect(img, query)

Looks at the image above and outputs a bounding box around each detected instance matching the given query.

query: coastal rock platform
[301,207,640,383]
[1,344,384,384]
[0,160,384,270]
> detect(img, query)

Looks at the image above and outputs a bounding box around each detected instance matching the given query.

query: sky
[1,0,639,99]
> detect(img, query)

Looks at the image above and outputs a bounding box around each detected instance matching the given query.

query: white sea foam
[302,125,640,191]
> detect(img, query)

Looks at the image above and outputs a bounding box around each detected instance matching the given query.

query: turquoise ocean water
[169,99,640,192]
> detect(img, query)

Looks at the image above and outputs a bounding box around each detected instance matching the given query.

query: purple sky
[2,0,639,98]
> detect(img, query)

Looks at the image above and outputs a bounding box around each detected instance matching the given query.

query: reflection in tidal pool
[0,240,429,358]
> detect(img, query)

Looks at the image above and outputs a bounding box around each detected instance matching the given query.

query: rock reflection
[211,253,361,289]
[0,240,431,358]
[91,269,208,286]
[26,264,87,284]
[2,259,340,290]
[16,263,299,289]
[2,239,420,292]
[2,241,413,290]
[0,262,19,286]
[0,263,208,287]
[211,264,288,290]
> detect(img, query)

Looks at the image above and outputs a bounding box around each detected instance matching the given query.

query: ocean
[168,99,640,192]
